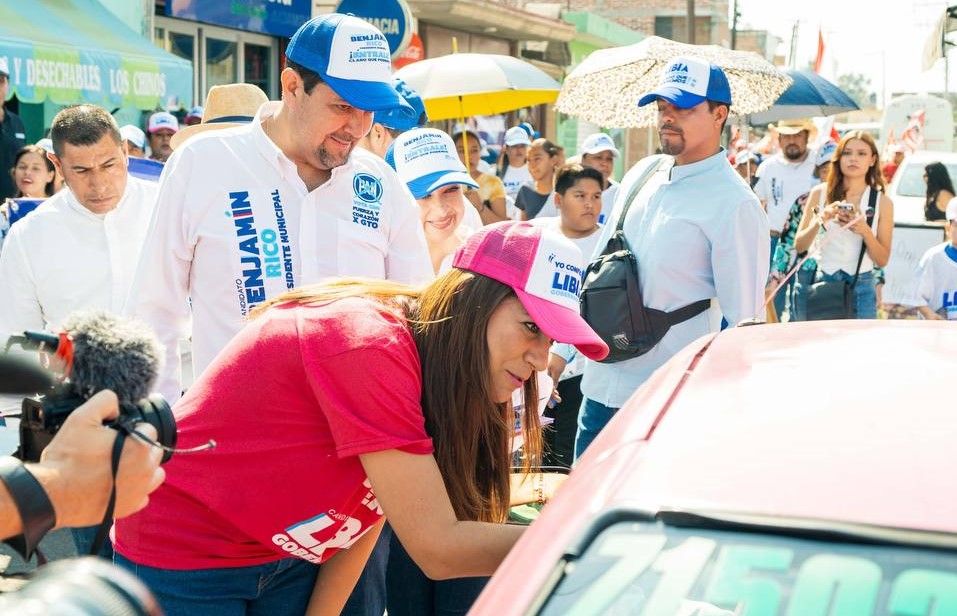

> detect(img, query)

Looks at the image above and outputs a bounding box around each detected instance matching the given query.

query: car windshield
[537,520,957,615]
[896,160,957,198]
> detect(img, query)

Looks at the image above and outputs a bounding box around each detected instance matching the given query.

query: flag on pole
[900,110,925,154]
[813,27,825,74]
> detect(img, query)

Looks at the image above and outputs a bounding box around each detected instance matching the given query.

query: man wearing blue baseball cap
[575,56,770,458]
[128,14,432,409]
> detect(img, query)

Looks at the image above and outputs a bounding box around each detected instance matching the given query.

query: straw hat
[770,118,817,140]
[171,83,268,150]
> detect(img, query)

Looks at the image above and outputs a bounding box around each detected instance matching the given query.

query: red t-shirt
[114,297,433,569]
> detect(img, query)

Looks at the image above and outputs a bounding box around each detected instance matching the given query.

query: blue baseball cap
[285,14,413,114]
[385,128,479,199]
[637,56,732,109]
[373,78,428,132]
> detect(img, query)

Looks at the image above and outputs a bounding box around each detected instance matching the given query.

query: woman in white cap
[387,128,479,274]
[497,126,533,201]
[112,220,608,615]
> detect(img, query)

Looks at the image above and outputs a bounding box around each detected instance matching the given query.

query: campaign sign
[8,198,44,226]
[336,0,413,60]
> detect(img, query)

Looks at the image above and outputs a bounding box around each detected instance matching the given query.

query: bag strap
[666,299,712,325]
[850,187,878,285]
[614,156,665,233]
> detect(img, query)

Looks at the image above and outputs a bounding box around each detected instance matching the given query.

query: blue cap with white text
[373,78,428,132]
[286,13,413,114]
[637,56,732,109]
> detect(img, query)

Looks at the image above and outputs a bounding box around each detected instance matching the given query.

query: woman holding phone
[793,131,894,319]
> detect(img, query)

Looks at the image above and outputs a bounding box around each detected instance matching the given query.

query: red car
[472,320,957,615]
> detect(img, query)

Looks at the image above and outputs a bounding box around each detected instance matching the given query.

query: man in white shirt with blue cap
[575,57,769,459]
[129,14,433,403]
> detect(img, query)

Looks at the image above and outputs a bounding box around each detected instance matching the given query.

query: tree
[836,73,877,109]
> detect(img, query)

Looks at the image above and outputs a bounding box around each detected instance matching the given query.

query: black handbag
[580,158,710,363]
[805,189,877,321]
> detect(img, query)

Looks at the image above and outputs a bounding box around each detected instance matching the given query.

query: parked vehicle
[880,94,953,153]
[885,150,957,224]
[471,321,957,616]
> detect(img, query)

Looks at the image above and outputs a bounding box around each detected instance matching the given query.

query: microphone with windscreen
[3,311,214,462]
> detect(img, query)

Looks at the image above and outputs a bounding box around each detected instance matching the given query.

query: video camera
[1,313,177,463]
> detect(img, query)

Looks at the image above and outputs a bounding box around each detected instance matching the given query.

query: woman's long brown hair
[825,130,886,204]
[252,274,543,523]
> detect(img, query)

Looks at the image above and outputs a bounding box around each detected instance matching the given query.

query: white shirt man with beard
[753,118,819,319]
[128,14,432,403]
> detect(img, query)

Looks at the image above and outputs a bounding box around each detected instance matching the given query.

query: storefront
[154,0,313,105]
[0,0,192,141]
[403,0,574,157]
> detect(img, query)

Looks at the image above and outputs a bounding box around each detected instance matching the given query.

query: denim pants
[386,531,488,616]
[72,525,114,559]
[789,268,815,322]
[799,269,878,319]
[114,552,319,616]
[574,398,619,461]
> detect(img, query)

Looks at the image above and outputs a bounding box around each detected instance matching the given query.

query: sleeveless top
[815,186,882,276]
[926,192,947,222]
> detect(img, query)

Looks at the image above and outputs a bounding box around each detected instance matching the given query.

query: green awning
[0,0,192,111]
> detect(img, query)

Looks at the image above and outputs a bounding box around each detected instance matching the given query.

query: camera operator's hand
[29,390,165,528]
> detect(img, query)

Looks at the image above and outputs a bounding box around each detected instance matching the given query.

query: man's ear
[713,103,729,127]
[47,151,63,176]
[279,67,302,105]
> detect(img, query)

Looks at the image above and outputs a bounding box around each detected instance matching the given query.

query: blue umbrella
[747,69,859,124]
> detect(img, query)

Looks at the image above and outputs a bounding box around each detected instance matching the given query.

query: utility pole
[730,0,739,49]
[788,21,799,69]
[687,0,695,44]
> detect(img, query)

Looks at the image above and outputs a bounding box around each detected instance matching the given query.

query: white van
[880,94,953,152]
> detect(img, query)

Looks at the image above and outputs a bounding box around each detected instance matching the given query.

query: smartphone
[838,202,855,212]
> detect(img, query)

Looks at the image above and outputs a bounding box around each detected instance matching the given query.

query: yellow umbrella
[393,52,561,121]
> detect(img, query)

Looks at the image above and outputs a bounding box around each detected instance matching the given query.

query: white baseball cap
[815,140,837,167]
[947,196,957,222]
[120,124,147,149]
[504,126,532,147]
[581,133,620,157]
[386,128,479,199]
[0,57,8,77]
[147,112,179,134]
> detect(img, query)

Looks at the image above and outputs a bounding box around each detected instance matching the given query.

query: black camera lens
[0,557,161,615]
[117,393,178,464]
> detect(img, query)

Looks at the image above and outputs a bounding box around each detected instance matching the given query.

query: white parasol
[557,36,792,128]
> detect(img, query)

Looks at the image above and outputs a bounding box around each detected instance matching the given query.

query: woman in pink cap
[112,221,607,615]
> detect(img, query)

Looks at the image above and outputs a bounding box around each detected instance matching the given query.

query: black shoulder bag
[805,188,878,321]
[580,158,710,364]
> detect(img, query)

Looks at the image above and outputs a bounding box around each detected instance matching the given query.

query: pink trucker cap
[452,221,609,361]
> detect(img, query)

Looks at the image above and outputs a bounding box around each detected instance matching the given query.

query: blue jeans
[789,268,815,322]
[114,552,319,616]
[341,523,391,616]
[72,525,114,559]
[574,398,619,461]
[386,531,488,616]
[798,269,878,319]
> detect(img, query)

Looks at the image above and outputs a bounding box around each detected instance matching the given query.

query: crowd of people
[1,10,956,616]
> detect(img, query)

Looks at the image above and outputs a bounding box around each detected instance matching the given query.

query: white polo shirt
[129,102,432,401]
[0,177,158,334]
